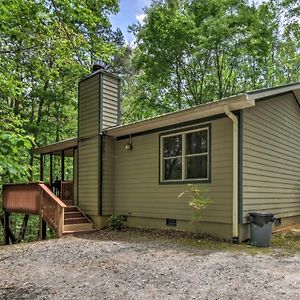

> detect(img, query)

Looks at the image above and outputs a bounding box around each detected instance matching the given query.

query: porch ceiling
[31,138,78,156]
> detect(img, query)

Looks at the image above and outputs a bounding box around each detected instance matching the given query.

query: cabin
[3,67,300,243]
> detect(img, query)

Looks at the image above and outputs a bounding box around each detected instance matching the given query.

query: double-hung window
[160,126,210,182]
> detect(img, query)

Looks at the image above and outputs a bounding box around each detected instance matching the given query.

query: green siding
[102,74,119,129]
[102,135,115,215]
[78,71,119,217]
[114,118,233,224]
[242,94,300,222]
[78,137,99,215]
[78,73,100,138]
[74,148,78,206]
[78,73,100,216]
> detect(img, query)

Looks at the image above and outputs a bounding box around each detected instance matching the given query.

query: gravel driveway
[0,232,300,300]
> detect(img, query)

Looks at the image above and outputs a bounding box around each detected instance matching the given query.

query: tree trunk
[175,60,182,110]
[28,153,34,181]
[16,215,30,243]
[215,52,223,99]
[0,214,16,244]
[55,98,60,142]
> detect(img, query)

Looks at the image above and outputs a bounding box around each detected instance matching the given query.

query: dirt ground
[0,230,300,300]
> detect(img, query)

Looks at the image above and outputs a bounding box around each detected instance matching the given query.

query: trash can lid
[248,211,274,217]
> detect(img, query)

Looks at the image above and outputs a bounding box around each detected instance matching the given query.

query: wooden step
[63,223,94,232]
[64,211,83,219]
[63,228,97,235]
[64,206,77,213]
[64,217,90,225]
[62,205,94,233]
[62,199,74,206]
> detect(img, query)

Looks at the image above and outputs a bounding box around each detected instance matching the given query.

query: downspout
[224,106,239,243]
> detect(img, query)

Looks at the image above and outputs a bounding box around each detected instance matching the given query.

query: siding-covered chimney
[77,68,120,220]
[78,67,120,138]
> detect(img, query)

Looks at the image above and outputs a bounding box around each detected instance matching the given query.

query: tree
[124,0,300,121]
[0,0,124,244]
[0,110,34,183]
[0,0,124,182]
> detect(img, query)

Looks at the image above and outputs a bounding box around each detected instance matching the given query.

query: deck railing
[2,182,66,237]
[3,182,41,214]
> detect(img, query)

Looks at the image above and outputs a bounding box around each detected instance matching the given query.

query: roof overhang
[31,138,78,156]
[106,82,300,138]
[106,94,255,138]
[31,81,300,149]
[247,82,300,102]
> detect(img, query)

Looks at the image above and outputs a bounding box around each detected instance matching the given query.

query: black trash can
[248,212,275,247]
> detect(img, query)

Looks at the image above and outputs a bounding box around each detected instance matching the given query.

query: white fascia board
[247,83,300,101]
[106,94,255,137]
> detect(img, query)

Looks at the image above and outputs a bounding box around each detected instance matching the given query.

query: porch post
[39,216,47,240]
[72,148,75,182]
[61,150,65,181]
[40,154,44,181]
[4,211,10,245]
[50,153,53,188]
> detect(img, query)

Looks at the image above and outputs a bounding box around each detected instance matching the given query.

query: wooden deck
[2,182,94,244]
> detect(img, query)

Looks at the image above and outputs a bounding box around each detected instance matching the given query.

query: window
[160,126,210,182]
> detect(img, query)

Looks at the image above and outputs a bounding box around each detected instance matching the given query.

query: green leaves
[178,184,210,222]
[0,111,34,182]
[123,0,300,120]
[0,0,123,185]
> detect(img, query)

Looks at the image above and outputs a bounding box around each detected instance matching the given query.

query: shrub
[108,214,124,230]
[178,184,210,222]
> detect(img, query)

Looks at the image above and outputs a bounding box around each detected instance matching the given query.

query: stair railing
[39,183,66,237]
[3,182,67,237]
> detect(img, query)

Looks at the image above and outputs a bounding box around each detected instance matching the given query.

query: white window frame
[160,126,210,182]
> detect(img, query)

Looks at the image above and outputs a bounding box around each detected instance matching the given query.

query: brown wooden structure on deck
[2,138,94,245]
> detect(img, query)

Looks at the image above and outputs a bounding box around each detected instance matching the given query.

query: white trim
[106,93,255,137]
[163,155,182,160]
[185,153,208,158]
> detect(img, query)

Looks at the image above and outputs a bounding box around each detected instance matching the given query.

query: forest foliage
[0,0,123,242]
[125,0,300,120]
[0,0,300,243]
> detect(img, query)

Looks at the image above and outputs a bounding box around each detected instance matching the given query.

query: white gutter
[107,94,255,137]
[224,106,239,242]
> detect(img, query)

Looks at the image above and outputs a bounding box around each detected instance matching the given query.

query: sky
[109,0,265,43]
[109,0,151,43]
